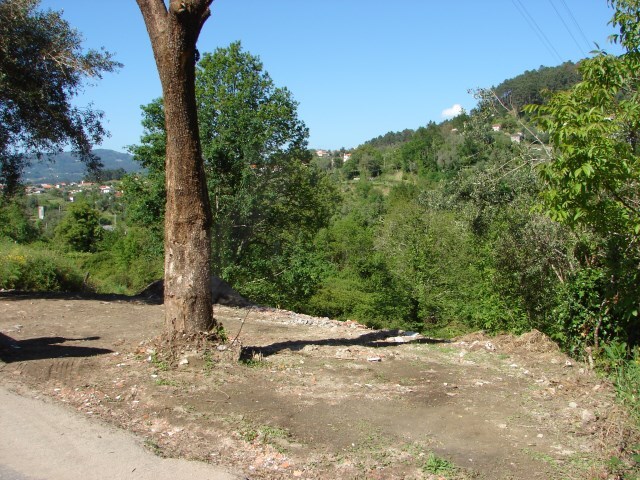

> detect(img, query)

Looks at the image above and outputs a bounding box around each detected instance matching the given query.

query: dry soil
[0,292,635,479]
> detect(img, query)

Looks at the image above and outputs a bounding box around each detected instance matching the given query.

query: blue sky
[41,0,622,152]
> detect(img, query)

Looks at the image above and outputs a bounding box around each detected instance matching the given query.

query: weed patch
[0,242,84,291]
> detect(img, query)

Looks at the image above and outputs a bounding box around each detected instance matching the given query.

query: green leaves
[530,48,640,238]
[528,0,640,350]
[53,202,103,253]
[0,0,121,195]
[127,42,337,308]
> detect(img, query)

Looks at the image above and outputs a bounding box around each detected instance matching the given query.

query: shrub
[0,242,84,291]
[0,199,39,243]
[54,202,103,252]
[78,226,163,294]
[601,342,640,422]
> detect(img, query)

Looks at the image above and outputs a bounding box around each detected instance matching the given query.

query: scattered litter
[581,409,596,423]
[388,336,407,343]
[367,357,382,362]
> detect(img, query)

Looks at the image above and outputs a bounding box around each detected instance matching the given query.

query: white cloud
[441,103,463,119]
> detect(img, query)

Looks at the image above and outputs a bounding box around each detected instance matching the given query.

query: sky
[40,0,623,152]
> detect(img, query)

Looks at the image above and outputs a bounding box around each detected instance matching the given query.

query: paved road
[0,386,239,480]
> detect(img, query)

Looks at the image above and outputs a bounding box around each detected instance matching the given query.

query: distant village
[314,149,352,161]
[10,148,354,200]
[24,180,121,202]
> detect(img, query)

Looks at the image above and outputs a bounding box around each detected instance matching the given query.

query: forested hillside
[492,61,581,112]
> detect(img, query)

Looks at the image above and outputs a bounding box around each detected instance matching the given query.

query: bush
[0,199,39,243]
[54,202,103,252]
[0,242,84,291]
[601,342,640,422]
[78,226,163,294]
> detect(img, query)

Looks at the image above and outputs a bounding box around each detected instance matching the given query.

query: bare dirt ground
[0,292,637,479]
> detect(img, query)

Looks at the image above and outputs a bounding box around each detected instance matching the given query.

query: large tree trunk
[136,0,216,334]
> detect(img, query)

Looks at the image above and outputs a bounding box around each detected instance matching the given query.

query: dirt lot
[0,292,636,479]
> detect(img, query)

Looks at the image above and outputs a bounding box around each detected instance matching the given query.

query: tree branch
[135,0,168,51]
[488,89,553,160]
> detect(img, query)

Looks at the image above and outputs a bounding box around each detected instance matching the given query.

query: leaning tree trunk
[136,0,216,334]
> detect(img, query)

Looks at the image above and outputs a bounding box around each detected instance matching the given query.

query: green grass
[239,351,267,368]
[601,343,640,423]
[154,378,178,387]
[423,452,458,476]
[143,438,164,457]
[150,352,170,372]
[238,423,291,452]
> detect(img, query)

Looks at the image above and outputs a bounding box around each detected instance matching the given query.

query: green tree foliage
[528,0,640,348]
[84,168,127,182]
[54,202,103,252]
[493,61,581,112]
[195,42,321,280]
[365,129,415,148]
[348,144,384,179]
[0,196,38,242]
[376,196,487,331]
[197,42,310,177]
[309,209,411,329]
[128,42,339,308]
[80,225,163,294]
[399,122,444,174]
[122,99,167,232]
[530,52,640,240]
[309,90,577,338]
[0,0,120,196]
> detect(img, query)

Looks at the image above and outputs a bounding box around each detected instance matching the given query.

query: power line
[548,0,587,57]
[511,0,564,63]
[558,0,594,52]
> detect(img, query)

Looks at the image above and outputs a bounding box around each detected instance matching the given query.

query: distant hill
[23,149,143,184]
[357,61,582,150]
[492,61,581,112]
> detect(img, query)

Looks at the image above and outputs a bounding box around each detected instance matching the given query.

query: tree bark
[136,0,216,334]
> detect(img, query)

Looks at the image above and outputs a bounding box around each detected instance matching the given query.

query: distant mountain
[23,149,143,184]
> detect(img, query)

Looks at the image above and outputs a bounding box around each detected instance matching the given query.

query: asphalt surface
[0,386,239,480]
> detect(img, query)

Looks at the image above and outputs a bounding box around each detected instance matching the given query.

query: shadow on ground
[0,332,113,363]
[240,329,448,360]
[0,290,160,304]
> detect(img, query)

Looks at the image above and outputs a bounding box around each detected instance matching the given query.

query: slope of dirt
[0,292,635,479]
